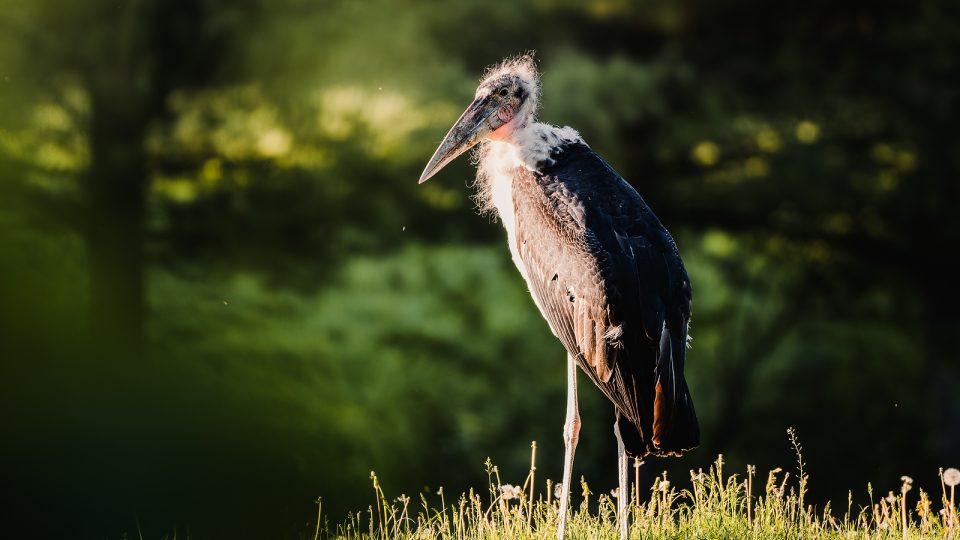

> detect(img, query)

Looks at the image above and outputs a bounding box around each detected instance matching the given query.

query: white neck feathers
[471,122,582,218]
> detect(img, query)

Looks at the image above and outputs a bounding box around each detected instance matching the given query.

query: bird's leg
[614,418,629,540]
[557,354,580,540]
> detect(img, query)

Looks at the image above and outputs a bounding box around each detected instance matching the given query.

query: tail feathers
[617,375,699,457]
[654,321,700,456]
[616,321,700,458]
[654,377,700,456]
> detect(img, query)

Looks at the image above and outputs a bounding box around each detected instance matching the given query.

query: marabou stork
[419,54,699,540]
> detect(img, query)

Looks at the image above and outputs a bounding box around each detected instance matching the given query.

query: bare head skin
[418,55,539,183]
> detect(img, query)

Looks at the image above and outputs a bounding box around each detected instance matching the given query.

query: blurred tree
[0,0,245,356]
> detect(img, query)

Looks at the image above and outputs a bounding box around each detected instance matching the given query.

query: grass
[318,435,959,539]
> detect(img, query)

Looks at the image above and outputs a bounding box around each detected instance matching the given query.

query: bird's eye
[498,88,510,97]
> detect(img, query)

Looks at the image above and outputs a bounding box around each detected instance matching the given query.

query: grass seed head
[901,476,913,493]
[944,468,960,487]
[500,484,522,500]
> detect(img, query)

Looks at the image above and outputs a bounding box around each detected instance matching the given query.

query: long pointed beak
[419,95,499,184]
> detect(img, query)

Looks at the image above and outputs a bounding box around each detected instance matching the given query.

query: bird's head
[419,54,539,183]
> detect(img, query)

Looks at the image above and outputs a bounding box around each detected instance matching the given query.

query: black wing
[512,142,699,456]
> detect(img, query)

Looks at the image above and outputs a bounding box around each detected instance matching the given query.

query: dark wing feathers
[512,142,699,456]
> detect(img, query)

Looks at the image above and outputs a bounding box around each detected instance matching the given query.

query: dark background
[1,0,958,537]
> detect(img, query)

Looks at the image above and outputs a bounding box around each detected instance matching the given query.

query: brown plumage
[510,146,699,457]
[418,53,699,540]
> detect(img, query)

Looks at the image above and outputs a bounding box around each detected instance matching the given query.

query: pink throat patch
[487,104,517,141]
[487,122,512,141]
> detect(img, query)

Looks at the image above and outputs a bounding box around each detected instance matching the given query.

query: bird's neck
[498,121,583,169]
[472,122,583,218]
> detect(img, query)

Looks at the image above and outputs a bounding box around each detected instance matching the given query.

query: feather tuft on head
[478,52,541,115]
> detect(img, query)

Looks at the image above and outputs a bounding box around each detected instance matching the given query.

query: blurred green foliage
[1,0,958,537]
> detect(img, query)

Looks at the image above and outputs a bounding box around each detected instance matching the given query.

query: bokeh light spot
[201,158,223,184]
[257,128,292,158]
[795,121,819,144]
[756,127,782,153]
[703,230,737,257]
[692,140,720,166]
[744,157,769,178]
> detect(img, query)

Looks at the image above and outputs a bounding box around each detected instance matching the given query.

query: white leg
[557,354,580,540]
[615,419,629,540]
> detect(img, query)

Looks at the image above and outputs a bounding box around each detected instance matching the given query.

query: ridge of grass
[320,436,959,539]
